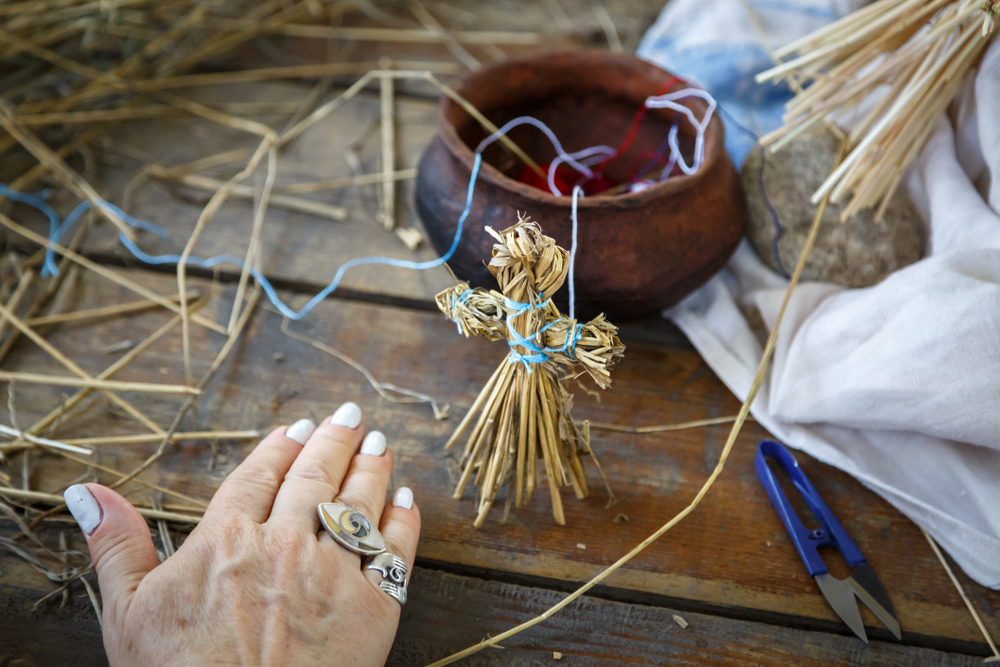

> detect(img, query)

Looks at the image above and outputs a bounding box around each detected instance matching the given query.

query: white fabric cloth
[639,1,1000,588]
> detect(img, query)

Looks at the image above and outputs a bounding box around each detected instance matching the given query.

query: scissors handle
[755,441,866,576]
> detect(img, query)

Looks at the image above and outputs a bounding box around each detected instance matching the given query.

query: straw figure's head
[486,215,569,301]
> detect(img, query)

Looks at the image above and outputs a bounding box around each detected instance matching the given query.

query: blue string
[3,114,603,322]
[0,109,732,328]
[0,185,63,278]
[123,155,480,320]
[450,287,472,333]
[714,105,789,278]
[502,292,584,371]
[503,295,552,315]
[0,154,482,321]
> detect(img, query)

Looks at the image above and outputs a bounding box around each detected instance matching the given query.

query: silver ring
[365,552,408,606]
[318,502,386,556]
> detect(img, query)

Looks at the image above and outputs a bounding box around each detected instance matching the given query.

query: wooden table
[1,4,998,665]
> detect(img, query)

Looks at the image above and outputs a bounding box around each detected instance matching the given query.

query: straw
[756,0,996,219]
[437,217,624,525]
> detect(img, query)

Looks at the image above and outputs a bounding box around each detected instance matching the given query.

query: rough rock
[742,128,926,288]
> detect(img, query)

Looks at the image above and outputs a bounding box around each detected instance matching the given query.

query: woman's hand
[64,402,420,667]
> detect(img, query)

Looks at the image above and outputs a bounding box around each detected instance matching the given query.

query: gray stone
[742,128,926,288]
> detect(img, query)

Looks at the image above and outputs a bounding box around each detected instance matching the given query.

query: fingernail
[393,487,414,509]
[329,402,362,429]
[360,431,387,456]
[286,418,316,445]
[64,484,102,536]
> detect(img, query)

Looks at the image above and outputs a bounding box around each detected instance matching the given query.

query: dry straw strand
[0,488,202,524]
[922,530,1000,661]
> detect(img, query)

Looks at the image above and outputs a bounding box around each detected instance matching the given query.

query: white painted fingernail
[64,484,102,536]
[286,418,316,445]
[360,431,387,456]
[330,402,362,429]
[393,487,414,509]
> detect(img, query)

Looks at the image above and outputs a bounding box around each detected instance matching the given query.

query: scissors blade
[848,564,902,640]
[815,573,868,643]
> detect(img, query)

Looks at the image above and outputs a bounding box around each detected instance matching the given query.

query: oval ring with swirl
[318,502,386,556]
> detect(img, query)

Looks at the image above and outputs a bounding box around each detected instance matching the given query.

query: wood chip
[672,614,689,629]
[395,227,424,250]
[103,340,136,353]
[553,651,562,660]
[576,543,586,550]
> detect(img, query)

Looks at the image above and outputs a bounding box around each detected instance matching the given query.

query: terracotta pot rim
[436,50,727,210]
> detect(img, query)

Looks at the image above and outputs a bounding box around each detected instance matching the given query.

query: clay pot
[415,51,745,320]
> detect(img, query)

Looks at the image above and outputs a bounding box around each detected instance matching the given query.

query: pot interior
[449,57,704,191]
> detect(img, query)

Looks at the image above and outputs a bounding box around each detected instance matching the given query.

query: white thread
[548,145,615,196]
[476,116,596,186]
[643,89,718,175]
[659,125,680,181]
[569,185,582,321]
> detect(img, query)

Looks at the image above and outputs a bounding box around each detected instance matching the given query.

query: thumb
[65,484,159,610]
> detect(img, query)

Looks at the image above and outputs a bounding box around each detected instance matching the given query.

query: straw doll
[436,215,625,526]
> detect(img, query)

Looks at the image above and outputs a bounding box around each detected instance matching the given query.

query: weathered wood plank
[0,568,988,667]
[0,267,996,655]
[393,569,987,666]
[0,585,108,667]
[61,80,453,303]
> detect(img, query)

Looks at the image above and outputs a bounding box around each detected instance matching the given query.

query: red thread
[515,75,684,195]
[592,75,682,173]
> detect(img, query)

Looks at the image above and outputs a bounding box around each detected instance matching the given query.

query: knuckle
[230,462,283,492]
[355,451,393,476]
[92,529,137,574]
[316,425,359,448]
[285,459,337,492]
[337,483,382,515]
[191,513,256,561]
[266,524,310,556]
[215,513,253,542]
[384,511,421,564]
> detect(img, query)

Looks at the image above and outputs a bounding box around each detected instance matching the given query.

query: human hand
[64,402,420,667]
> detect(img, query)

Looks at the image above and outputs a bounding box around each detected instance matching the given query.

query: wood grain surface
[1,268,996,659]
[6,81,456,303]
[2,3,997,663]
[0,568,989,667]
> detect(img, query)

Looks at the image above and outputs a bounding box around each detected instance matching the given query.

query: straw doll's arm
[541,314,625,389]
[436,282,508,340]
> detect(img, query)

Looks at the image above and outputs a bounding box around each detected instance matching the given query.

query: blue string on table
[0,95,729,321]
[0,115,596,323]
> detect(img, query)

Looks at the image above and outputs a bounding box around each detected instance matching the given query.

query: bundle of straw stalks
[436,216,624,527]
[756,0,999,220]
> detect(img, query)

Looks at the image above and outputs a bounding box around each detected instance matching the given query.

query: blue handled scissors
[755,440,901,643]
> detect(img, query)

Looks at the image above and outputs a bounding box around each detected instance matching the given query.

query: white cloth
[639,1,1000,588]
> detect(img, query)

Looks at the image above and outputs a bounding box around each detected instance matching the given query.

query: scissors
[755,440,901,643]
